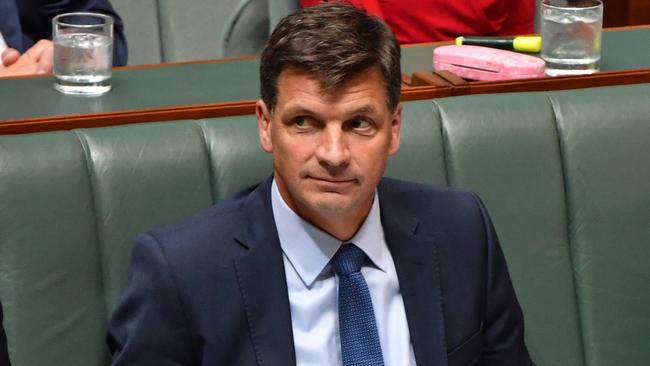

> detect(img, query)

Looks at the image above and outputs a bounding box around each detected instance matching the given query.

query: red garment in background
[299,0,535,44]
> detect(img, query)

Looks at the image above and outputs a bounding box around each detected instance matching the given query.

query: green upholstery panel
[158,0,243,61]
[199,117,273,202]
[77,122,215,312]
[220,0,272,58]
[385,100,448,186]
[551,84,650,366]
[437,93,585,366]
[111,0,162,65]
[0,133,107,366]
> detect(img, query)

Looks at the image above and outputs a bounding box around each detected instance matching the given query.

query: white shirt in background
[0,32,7,67]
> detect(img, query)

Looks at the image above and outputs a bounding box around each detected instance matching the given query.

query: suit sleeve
[72,0,129,66]
[107,233,193,366]
[38,0,129,66]
[473,193,535,366]
[88,0,129,66]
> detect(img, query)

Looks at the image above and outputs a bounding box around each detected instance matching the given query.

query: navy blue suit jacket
[108,177,533,366]
[0,0,127,66]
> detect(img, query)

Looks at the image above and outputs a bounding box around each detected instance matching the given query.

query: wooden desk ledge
[406,67,650,96]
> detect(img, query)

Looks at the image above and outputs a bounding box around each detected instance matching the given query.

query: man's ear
[256,99,273,153]
[388,103,402,156]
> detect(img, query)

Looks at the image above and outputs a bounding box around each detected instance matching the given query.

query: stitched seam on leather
[430,100,451,186]
[72,130,109,323]
[155,0,165,61]
[195,120,217,205]
[221,0,255,45]
[233,259,264,366]
[545,91,588,366]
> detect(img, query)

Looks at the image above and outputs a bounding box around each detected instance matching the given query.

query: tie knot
[331,244,367,276]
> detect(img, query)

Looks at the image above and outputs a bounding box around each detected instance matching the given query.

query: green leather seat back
[0,133,108,366]
[111,0,162,65]
[550,84,650,366]
[76,123,215,313]
[435,93,585,366]
[199,116,272,201]
[385,100,448,186]
[157,0,245,62]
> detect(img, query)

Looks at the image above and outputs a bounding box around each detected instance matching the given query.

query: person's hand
[0,40,54,78]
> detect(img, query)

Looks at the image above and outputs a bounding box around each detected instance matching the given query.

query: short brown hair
[260,2,401,112]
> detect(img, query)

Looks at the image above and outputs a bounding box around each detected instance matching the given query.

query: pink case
[433,45,545,81]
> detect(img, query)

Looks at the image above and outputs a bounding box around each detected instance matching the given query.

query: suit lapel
[380,182,449,366]
[233,179,296,366]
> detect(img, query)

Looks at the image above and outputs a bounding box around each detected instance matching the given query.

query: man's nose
[315,127,351,171]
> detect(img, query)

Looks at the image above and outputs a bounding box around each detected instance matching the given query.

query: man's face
[256,66,401,230]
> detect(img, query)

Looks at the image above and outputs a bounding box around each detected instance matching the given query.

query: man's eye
[350,118,370,129]
[294,116,307,127]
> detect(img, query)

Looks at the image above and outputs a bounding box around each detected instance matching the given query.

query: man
[0,0,127,77]
[108,4,533,365]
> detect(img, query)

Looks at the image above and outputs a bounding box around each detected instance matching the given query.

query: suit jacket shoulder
[108,178,295,366]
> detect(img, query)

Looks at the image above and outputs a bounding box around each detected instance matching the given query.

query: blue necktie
[331,244,385,366]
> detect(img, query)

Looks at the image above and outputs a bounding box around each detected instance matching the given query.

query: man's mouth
[308,176,357,188]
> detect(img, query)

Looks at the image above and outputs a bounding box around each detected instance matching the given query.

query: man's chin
[306,194,358,215]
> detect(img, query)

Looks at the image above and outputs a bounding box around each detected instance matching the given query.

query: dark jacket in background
[0,0,128,66]
[1,302,9,366]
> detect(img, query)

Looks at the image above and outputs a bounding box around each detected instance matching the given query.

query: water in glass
[54,32,113,95]
[541,8,602,76]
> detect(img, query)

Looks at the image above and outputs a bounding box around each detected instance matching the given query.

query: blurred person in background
[300,0,535,44]
[0,0,127,78]
[222,0,534,58]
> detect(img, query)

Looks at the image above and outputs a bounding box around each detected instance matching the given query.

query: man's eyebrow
[348,105,379,116]
[275,104,380,118]
[278,105,317,117]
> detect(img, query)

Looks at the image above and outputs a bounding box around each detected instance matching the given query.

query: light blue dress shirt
[271,180,417,366]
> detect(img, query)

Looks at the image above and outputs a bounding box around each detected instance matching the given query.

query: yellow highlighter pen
[455,36,542,53]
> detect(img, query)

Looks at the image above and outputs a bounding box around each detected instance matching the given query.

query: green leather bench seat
[110,0,297,64]
[437,93,583,366]
[552,87,650,366]
[1,83,649,366]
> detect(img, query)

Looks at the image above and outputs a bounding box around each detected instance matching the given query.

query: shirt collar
[271,179,388,288]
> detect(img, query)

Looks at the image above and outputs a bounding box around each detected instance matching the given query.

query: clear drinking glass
[52,12,114,96]
[541,0,603,76]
